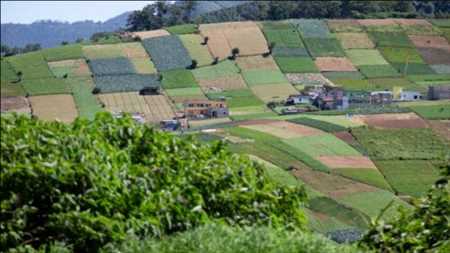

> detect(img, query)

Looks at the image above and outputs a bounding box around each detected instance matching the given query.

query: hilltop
[1,18,450,251]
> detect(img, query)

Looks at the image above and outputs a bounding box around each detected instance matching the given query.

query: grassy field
[346,49,389,66]
[179,34,213,67]
[288,117,347,132]
[379,47,425,64]
[192,60,240,80]
[1,59,18,82]
[332,167,393,191]
[277,114,364,128]
[274,57,318,73]
[284,134,361,157]
[21,78,71,95]
[1,81,25,97]
[162,69,198,89]
[41,44,83,61]
[166,24,198,34]
[304,38,345,57]
[352,127,449,160]
[242,69,288,85]
[66,77,102,119]
[7,52,53,80]
[358,64,401,78]
[206,89,264,108]
[369,31,414,48]
[375,160,441,198]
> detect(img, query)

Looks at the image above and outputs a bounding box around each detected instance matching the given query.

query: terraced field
[2,18,449,237]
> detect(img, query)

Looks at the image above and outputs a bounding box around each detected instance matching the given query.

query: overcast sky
[1,1,154,24]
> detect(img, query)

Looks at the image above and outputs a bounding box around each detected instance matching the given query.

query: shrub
[0,113,307,252]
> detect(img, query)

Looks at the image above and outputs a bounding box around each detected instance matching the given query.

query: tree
[61,41,69,46]
[229,48,240,60]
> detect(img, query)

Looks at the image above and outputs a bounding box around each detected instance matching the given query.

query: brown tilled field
[132,29,170,40]
[200,21,268,59]
[250,83,298,102]
[286,73,335,86]
[409,35,450,50]
[317,155,377,169]
[98,92,175,123]
[417,47,450,65]
[48,59,91,77]
[335,33,375,49]
[394,19,432,26]
[354,113,428,129]
[334,131,357,144]
[291,167,377,199]
[428,120,450,141]
[236,55,279,70]
[357,19,397,26]
[198,75,247,91]
[314,57,357,72]
[327,19,362,32]
[29,95,78,123]
[241,120,323,139]
[1,96,31,114]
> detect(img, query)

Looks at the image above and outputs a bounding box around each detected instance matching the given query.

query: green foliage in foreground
[360,165,450,252]
[0,113,307,252]
[12,224,360,253]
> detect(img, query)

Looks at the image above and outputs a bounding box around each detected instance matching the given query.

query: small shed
[428,86,450,100]
[399,91,422,101]
[370,91,393,105]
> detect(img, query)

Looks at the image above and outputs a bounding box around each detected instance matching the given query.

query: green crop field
[21,78,71,95]
[338,190,411,220]
[358,64,401,78]
[284,134,361,157]
[1,81,25,97]
[192,60,240,80]
[274,57,318,73]
[304,38,345,57]
[142,35,192,71]
[332,79,371,91]
[288,117,347,132]
[66,77,102,119]
[1,59,19,82]
[346,49,389,66]
[161,69,198,89]
[263,24,305,48]
[206,89,264,108]
[375,160,441,198]
[369,31,414,47]
[242,69,288,85]
[352,127,449,160]
[41,44,83,61]
[391,63,436,75]
[332,167,393,191]
[94,74,160,93]
[7,52,53,80]
[166,24,198,34]
[249,155,303,188]
[323,71,364,80]
[89,58,136,76]
[379,47,425,64]
[409,104,450,119]
[291,19,331,38]
[165,87,204,97]
[179,34,213,67]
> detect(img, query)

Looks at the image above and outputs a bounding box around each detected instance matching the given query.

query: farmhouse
[313,87,349,110]
[428,85,450,100]
[369,91,393,105]
[399,91,422,101]
[183,99,229,119]
[285,94,311,105]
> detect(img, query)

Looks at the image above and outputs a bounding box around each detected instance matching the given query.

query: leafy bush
[360,166,450,252]
[89,58,135,76]
[142,35,192,71]
[0,113,307,252]
[94,74,160,93]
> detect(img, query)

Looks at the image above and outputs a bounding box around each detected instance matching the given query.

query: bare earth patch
[1,96,31,114]
[394,19,432,26]
[318,155,377,169]
[198,75,247,91]
[335,33,375,49]
[353,113,428,129]
[417,47,450,65]
[428,120,450,141]
[358,19,397,26]
[333,131,356,144]
[132,29,170,40]
[29,95,78,123]
[236,55,279,70]
[315,57,357,72]
[291,167,377,199]
[409,35,450,50]
[240,120,324,139]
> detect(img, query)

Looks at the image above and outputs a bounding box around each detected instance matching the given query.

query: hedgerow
[0,113,307,252]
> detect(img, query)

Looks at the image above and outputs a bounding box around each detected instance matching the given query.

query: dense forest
[126,0,450,31]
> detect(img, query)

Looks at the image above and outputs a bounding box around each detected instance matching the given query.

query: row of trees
[126,1,449,32]
[1,43,41,57]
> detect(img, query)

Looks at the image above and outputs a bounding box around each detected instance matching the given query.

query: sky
[1,1,155,24]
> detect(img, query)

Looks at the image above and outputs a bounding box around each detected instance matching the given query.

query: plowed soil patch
[395,19,431,26]
[198,75,247,91]
[336,33,375,49]
[428,120,450,141]
[291,167,377,198]
[417,47,450,65]
[318,155,377,169]
[236,55,279,70]
[268,121,324,136]
[355,113,428,129]
[358,19,397,26]
[132,29,170,39]
[29,95,78,123]
[1,96,30,114]
[409,35,450,50]
[334,131,357,144]
[315,57,357,72]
